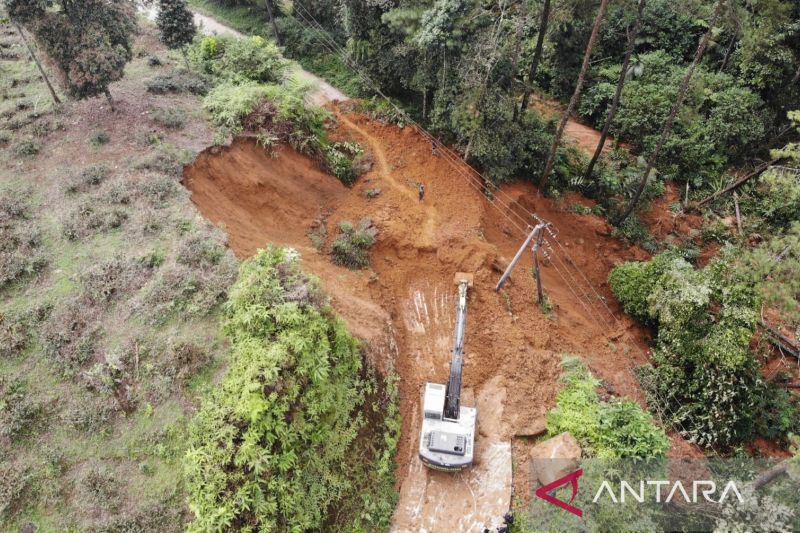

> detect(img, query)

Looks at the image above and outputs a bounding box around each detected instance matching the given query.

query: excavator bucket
[453,272,473,287]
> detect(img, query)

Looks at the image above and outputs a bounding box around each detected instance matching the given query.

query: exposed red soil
[530,95,632,154]
[183,105,708,490]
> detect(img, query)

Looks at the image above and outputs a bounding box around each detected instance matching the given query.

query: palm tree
[539,0,610,190]
[615,0,726,224]
[583,0,646,182]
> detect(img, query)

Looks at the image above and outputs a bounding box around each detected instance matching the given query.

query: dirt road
[141,7,348,106]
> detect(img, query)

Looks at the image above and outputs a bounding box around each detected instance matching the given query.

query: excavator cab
[418,273,477,471]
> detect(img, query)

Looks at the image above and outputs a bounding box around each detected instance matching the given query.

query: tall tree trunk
[103,87,115,111]
[510,3,528,120]
[616,0,725,224]
[583,0,646,182]
[518,0,550,119]
[718,34,736,73]
[790,62,800,85]
[180,46,190,69]
[264,0,281,46]
[539,0,610,190]
[14,23,61,105]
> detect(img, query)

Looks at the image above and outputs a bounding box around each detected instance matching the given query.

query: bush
[42,297,102,374]
[184,247,398,531]
[331,219,378,269]
[12,138,40,157]
[546,356,669,458]
[151,107,186,130]
[190,35,288,84]
[78,257,150,304]
[134,150,185,177]
[612,250,786,448]
[64,164,110,194]
[0,461,31,518]
[89,130,110,147]
[324,141,363,185]
[0,377,44,444]
[203,81,270,138]
[135,240,237,325]
[0,309,32,359]
[145,70,209,95]
[62,201,128,240]
[608,250,681,321]
[0,188,47,289]
[136,173,180,206]
[757,167,800,228]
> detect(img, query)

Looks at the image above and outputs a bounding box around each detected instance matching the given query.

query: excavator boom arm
[444,281,468,420]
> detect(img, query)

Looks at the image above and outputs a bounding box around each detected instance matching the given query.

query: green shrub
[62,201,128,240]
[42,297,102,375]
[145,70,209,95]
[757,167,800,228]
[0,188,47,289]
[78,257,150,304]
[184,247,398,531]
[324,141,363,185]
[614,250,789,448]
[0,461,31,518]
[136,173,181,206]
[12,138,40,157]
[546,356,668,458]
[151,107,186,130]
[0,309,32,359]
[64,164,110,194]
[203,81,270,138]
[89,130,110,147]
[608,250,681,321]
[133,149,185,177]
[0,377,44,443]
[331,219,377,269]
[190,35,288,84]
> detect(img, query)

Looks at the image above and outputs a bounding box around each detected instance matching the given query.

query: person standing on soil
[419,183,425,202]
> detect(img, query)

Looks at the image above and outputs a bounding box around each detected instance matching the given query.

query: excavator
[418,273,477,471]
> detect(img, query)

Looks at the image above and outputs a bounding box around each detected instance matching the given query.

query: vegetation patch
[330,218,378,269]
[611,249,800,448]
[0,187,47,289]
[184,247,398,531]
[547,356,668,458]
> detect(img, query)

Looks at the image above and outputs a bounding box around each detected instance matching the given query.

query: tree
[7,0,136,110]
[539,0,610,190]
[518,0,551,117]
[264,0,281,46]
[156,0,196,67]
[584,0,646,181]
[616,0,725,223]
[11,21,60,105]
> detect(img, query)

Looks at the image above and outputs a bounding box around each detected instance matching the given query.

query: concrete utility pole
[496,222,549,304]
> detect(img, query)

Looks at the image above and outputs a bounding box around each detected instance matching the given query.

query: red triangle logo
[534,468,584,517]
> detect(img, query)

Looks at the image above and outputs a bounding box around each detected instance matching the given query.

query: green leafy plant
[184,247,398,531]
[547,356,668,458]
[331,219,377,269]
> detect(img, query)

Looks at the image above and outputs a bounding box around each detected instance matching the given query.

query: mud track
[183,106,698,530]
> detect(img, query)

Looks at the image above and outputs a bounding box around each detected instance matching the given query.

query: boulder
[529,432,582,487]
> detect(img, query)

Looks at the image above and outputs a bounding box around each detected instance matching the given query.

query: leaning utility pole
[496,222,549,304]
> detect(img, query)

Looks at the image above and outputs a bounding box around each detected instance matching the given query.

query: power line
[286,2,720,455]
